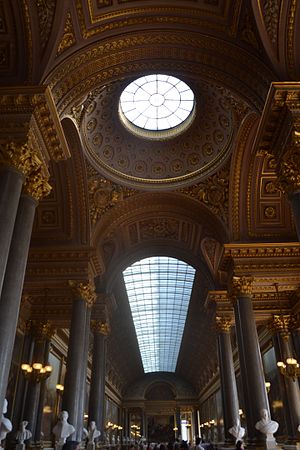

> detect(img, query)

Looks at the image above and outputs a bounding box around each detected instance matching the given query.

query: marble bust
[16,421,32,444]
[255,409,279,439]
[0,399,12,447]
[229,418,245,443]
[87,421,100,443]
[52,411,75,445]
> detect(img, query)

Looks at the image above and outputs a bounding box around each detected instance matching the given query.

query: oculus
[119,74,195,140]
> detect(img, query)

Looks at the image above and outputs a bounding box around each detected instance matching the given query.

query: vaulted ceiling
[2,0,300,398]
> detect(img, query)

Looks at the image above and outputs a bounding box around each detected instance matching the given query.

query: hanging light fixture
[21,362,52,382]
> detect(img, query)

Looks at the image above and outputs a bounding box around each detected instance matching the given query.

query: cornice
[0,85,70,162]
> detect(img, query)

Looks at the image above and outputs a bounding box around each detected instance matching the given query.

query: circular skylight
[119,74,195,140]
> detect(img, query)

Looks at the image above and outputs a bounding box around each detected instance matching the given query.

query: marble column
[269,315,300,445]
[88,320,109,437]
[0,189,41,414]
[0,164,25,297]
[215,315,239,444]
[62,281,96,442]
[230,276,270,446]
[77,305,92,437]
[292,327,300,361]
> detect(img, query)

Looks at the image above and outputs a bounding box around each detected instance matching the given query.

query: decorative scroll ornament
[215,315,232,333]
[178,164,229,223]
[229,276,254,301]
[57,11,76,55]
[69,280,96,307]
[91,319,110,335]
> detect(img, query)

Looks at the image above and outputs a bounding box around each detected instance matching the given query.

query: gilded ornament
[230,276,254,298]
[268,314,297,339]
[23,169,52,201]
[69,280,96,307]
[215,316,232,333]
[57,12,76,55]
[91,319,110,335]
[277,148,300,193]
[1,142,37,176]
[27,320,55,340]
[264,206,276,219]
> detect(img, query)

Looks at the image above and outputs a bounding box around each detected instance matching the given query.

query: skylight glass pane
[123,256,196,373]
[119,74,194,132]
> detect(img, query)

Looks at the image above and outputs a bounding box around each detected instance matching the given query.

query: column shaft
[77,306,91,438]
[217,330,239,443]
[88,331,107,435]
[62,296,88,442]
[234,294,269,444]
[0,166,24,295]
[34,340,51,443]
[0,194,37,413]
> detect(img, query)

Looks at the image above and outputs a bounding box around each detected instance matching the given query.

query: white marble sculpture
[16,420,32,449]
[255,409,279,450]
[228,417,245,443]
[52,410,75,450]
[0,399,12,449]
[86,422,100,450]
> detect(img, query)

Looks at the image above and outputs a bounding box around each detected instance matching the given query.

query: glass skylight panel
[123,256,196,373]
[119,74,195,136]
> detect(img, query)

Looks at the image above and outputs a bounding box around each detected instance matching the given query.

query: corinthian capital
[276,147,300,194]
[23,168,52,200]
[215,315,232,333]
[91,319,110,335]
[0,142,37,176]
[69,280,96,307]
[229,275,253,301]
[268,314,297,339]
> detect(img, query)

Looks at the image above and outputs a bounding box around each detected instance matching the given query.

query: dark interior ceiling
[2,0,300,398]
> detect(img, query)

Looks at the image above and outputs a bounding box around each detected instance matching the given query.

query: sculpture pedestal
[266,436,277,450]
[16,444,25,450]
[87,443,95,450]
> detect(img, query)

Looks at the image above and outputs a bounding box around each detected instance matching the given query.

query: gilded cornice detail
[57,11,76,56]
[215,315,232,333]
[91,319,110,336]
[69,280,96,307]
[287,0,297,79]
[0,86,70,162]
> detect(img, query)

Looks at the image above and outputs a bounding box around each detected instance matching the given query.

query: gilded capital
[69,280,96,307]
[215,315,232,333]
[91,319,110,335]
[26,320,55,340]
[268,314,297,339]
[276,147,300,194]
[0,142,38,176]
[23,168,52,201]
[229,275,253,300]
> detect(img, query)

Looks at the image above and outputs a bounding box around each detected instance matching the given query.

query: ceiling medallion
[118,74,195,140]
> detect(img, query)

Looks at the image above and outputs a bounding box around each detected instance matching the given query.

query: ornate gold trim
[69,280,96,307]
[215,315,232,332]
